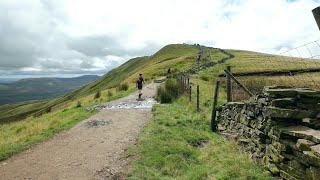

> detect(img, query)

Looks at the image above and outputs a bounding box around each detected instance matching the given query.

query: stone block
[279,170,298,180]
[293,150,320,167]
[281,126,320,143]
[266,107,316,120]
[271,98,296,108]
[278,163,305,179]
[296,139,316,151]
[302,118,320,130]
[296,89,320,98]
[225,102,245,108]
[264,88,298,98]
[310,144,320,157]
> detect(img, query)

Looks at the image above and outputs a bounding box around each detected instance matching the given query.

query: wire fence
[225,39,320,101]
[170,40,320,128]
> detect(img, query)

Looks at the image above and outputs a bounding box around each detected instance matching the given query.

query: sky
[0,0,320,79]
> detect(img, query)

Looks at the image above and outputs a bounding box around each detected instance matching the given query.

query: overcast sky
[0,0,319,78]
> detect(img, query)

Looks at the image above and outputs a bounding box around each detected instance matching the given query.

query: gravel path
[0,82,162,180]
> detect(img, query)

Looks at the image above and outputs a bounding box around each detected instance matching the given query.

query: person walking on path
[136,73,145,100]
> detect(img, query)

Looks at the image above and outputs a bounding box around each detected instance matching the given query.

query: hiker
[136,73,145,100]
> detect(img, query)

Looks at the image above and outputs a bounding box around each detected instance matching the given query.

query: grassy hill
[0,44,202,123]
[0,43,205,161]
[0,75,100,105]
[1,43,319,179]
[1,44,318,123]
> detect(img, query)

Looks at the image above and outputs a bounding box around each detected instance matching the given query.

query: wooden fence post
[224,69,254,97]
[196,85,200,112]
[226,66,232,102]
[189,85,192,102]
[182,74,184,86]
[211,81,220,131]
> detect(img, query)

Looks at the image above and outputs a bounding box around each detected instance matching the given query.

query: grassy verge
[0,86,136,161]
[128,96,271,179]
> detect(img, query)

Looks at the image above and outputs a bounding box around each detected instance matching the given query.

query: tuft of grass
[94,91,101,99]
[76,101,82,108]
[117,83,129,91]
[156,78,183,103]
[107,90,113,97]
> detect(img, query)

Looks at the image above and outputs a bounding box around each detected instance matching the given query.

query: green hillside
[1,43,319,179]
[0,75,100,105]
[0,44,201,123]
[1,44,317,123]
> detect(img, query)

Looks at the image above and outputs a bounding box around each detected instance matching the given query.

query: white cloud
[0,0,319,77]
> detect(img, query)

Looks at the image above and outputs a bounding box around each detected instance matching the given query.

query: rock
[296,139,316,151]
[293,150,320,167]
[282,126,320,143]
[271,98,296,108]
[266,107,315,120]
[279,170,298,180]
[278,163,305,179]
[296,89,320,98]
[225,102,245,108]
[310,144,320,157]
[302,118,320,129]
[264,88,298,98]
[267,163,280,175]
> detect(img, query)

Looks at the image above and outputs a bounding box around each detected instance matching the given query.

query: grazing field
[226,50,320,73]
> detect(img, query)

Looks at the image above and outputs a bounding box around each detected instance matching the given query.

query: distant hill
[0,75,100,105]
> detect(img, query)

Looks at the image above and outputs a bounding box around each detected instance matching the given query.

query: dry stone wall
[217,86,320,179]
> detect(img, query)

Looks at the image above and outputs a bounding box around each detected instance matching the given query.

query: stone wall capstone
[217,86,320,179]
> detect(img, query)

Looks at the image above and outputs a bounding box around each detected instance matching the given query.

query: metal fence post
[226,66,232,102]
[211,81,220,131]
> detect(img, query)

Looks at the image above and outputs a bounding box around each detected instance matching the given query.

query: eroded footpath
[0,82,161,180]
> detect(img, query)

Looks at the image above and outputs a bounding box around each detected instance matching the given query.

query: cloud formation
[0,0,319,77]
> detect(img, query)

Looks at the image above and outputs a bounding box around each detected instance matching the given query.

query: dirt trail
[0,82,162,180]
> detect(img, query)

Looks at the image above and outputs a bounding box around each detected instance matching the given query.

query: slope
[0,75,100,105]
[0,44,200,123]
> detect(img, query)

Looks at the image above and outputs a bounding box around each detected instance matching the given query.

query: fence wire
[228,39,320,101]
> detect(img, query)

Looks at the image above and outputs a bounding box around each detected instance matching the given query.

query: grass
[195,48,320,101]
[0,86,135,161]
[128,50,272,179]
[0,43,200,161]
[0,107,94,161]
[128,97,271,179]
[2,43,320,178]
[0,44,200,123]
[226,50,320,74]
